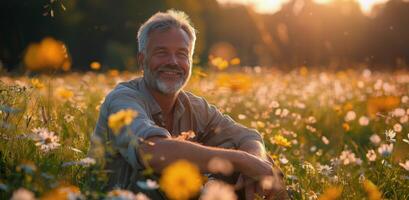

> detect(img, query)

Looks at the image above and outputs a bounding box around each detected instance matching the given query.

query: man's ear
[137,52,144,68]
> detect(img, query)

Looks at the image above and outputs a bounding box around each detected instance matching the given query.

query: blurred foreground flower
[10,188,35,200]
[363,180,382,200]
[24,37,71,71]
[31,127,60,153]
[40,185,84,200]
[160,160,203,200]
[108,109,138,134]
[207,157,233,175]
[318,186,342,200]
[200,180,236,200]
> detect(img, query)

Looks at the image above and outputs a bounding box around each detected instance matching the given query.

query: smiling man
[89,10,288,200]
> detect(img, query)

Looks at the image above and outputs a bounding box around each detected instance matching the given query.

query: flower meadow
[1,66,409,200]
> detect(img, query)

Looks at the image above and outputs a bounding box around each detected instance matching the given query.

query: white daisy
[384,129,396,143]
[32,128,60,153]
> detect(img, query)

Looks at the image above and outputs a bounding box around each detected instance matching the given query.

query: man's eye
[177,52,188,58]
[155,51,167,56]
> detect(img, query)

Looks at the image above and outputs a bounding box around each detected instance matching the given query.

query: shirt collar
[138,77,186,118]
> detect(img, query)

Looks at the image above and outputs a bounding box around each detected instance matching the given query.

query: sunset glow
[217,0,390,15]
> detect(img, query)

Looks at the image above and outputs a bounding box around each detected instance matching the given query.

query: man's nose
[167,54,178,65]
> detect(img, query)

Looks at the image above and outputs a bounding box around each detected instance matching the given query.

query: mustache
[156,64,184,73]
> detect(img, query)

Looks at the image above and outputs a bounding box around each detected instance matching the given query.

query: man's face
[141,27,192,95]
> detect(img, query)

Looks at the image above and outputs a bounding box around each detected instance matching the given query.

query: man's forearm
[139,137,246,173]
[238,139,267,160]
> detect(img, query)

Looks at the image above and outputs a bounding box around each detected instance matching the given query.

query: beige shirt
[89,77,263,191]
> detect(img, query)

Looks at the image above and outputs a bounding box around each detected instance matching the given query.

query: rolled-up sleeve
[94,87,171,170]
[196,97,263,149]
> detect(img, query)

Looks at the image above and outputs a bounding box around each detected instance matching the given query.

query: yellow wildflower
[318,186,342,200]
[363,180,382,200]
[31,78,45,89]
[160,160,203,200]
[90,61,101,70]
[108,109,138,134]
[271,134,291,148]
[55,87,74,100]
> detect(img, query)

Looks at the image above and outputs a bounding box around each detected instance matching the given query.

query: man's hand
[237,140,289,199]
[235,167,288,200]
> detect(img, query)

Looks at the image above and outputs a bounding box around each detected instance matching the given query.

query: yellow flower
[40,185,82,200]
[90,61,101,70]
[216,73,252,92]
[230,57,240,65]
[318,186,342,200]
[24,37,71,71]
[160,160,203,200]
[108,109,138,134]
[363,180,382,200]
[271,134,291,148]
[31,78,45,89]
[342,123,350,131]
[210,56,229,70]
[55,87,74,100]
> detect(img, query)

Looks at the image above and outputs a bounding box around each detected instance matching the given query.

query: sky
[216,0,390,15]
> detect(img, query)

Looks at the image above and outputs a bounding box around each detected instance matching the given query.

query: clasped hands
[234,155,288,200]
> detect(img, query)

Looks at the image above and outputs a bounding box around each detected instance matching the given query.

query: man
[89,10,288,199]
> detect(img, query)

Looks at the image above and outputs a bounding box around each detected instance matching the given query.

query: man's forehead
[147,27,191,50]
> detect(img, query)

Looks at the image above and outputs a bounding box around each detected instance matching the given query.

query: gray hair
[137,9,197,57]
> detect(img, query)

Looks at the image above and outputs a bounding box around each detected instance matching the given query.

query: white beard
[143,63,190,95]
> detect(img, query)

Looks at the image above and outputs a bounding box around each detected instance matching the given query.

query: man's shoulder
[181,91,214,111]
[182,91,206,104]
[104,77,146,104]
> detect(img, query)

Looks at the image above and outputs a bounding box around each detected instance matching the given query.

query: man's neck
[145,83,179,116]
